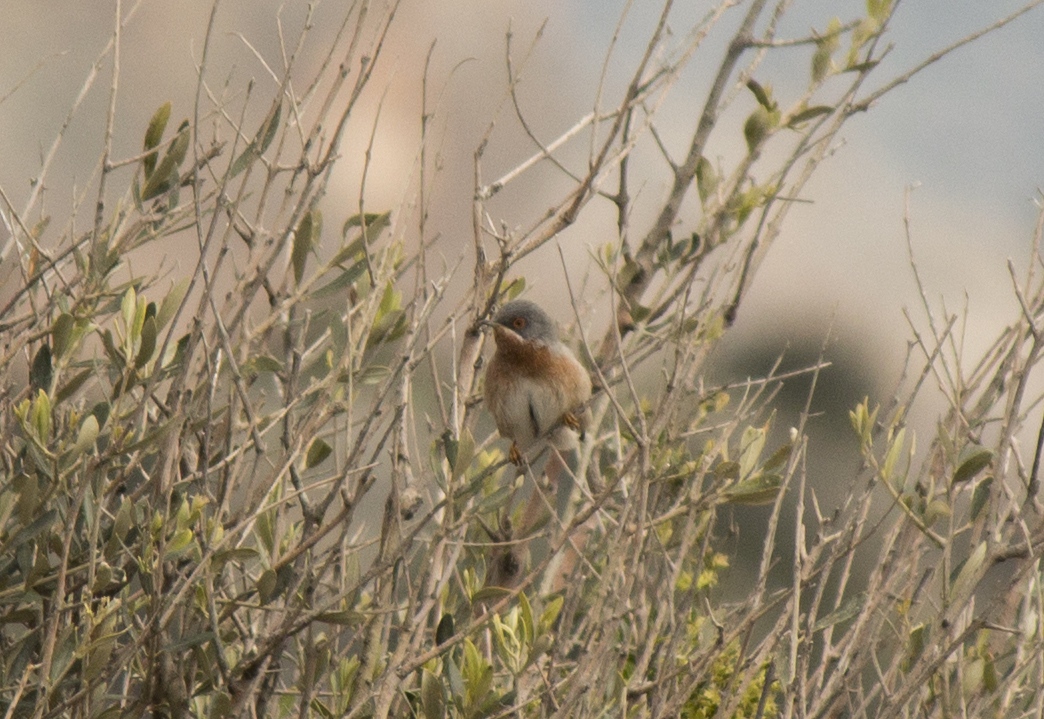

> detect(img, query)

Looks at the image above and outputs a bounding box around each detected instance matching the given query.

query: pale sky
[2,0,1043,382]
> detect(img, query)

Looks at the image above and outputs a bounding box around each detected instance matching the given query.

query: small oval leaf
[51,313,75,359]
[134,316,158,369]
[746,79,774,110]
[292,210,322,286]
[950,541,987,601]
[789,105,834,126]
[421,668,446,719]
[143,101,172,177]
[953,445,992,484]
[436,613,455,645]
[725,473,782,505]
[257,568,277,604]
[970,476,993,520]
[744,108,770,153]
[72,415,100,456]
[305,438,333,469]
[30,344,53,392]
[156,278,190,330]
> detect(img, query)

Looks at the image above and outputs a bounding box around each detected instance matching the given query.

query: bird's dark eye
[512,317,527,330]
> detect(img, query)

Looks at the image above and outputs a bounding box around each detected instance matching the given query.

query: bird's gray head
[491,299,558,344]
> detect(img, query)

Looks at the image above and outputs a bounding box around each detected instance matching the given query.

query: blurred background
[3,0,1042,583]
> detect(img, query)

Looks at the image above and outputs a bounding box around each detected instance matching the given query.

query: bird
[481,299,597,591]
[482,299,592,466]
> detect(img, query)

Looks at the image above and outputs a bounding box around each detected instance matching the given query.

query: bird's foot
[562,411,582,431]
[509,442,523,466]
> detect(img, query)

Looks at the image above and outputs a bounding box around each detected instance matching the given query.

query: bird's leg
[509,442,523,466]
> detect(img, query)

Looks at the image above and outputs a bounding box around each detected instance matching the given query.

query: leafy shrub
[2,2,1043,718]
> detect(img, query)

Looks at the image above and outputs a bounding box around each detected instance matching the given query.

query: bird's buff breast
[485,342,590,449]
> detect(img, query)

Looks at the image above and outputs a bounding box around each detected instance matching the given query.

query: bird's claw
[562,412,582,432]
[509,443,523,466]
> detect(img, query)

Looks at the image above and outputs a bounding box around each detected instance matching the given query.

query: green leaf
[121,286,137,337]
[963,656,984,697]
[788,105,834,127]
[99,330,120,367]
[442,431,458,469]
[881,427,906,483]
[30,344,52,393]
[461,638,493,708]
[501,276,527,302]
[13,473,41,523]
[90,561,113,594]
[55,368,93,405]
[953,445,992,483]
[844,60,880,74]
[715,461,740,480]
[132,292,147,340]
[743,106,775,153]
[421,669,445,719]
[143,101,172,178]
[902,623,926,672]
[950,541,987,601]
[738,424,767,479]
[229,103,281,178]
[812,592,866,631]
[982,649,999,692]
[923,498,951,526]
[762,442,793,472]
[141,121,189,200]
[810,19,841,84]
[867,0,892,22]
[368,282,406,345]
[970,476,992,520]
[257,568,278,604]
[538,595,563,634]
[471,586,511,605]
[90,402,111,430]
[51,313,75,359]
[112,496,135,543]
[164,528,195,560]
[695,156,717,204]
[725,473,782,505]
[244,355,284,376]
[71,415,100,456]
[167,120,190,165]
[292,210,322,286]
[330,234,367,267]
[518,592,534,645]
[259,102,282,154]
[451,429,476,482]
[746,79,775,110]
[313,264,367,299]
[343,211,391,242]
[156,278,190,330]
[811,42,833,83]
[8,508,57,549]
[436,613,455,645]
[305,438,333,469]
[134,316,157,369]
[256,507,277,556]
[83,636,116,684]
[849,398,878,448]
[31,389,51,444]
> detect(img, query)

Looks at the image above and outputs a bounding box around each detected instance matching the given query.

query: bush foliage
[3,1,1044,717]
